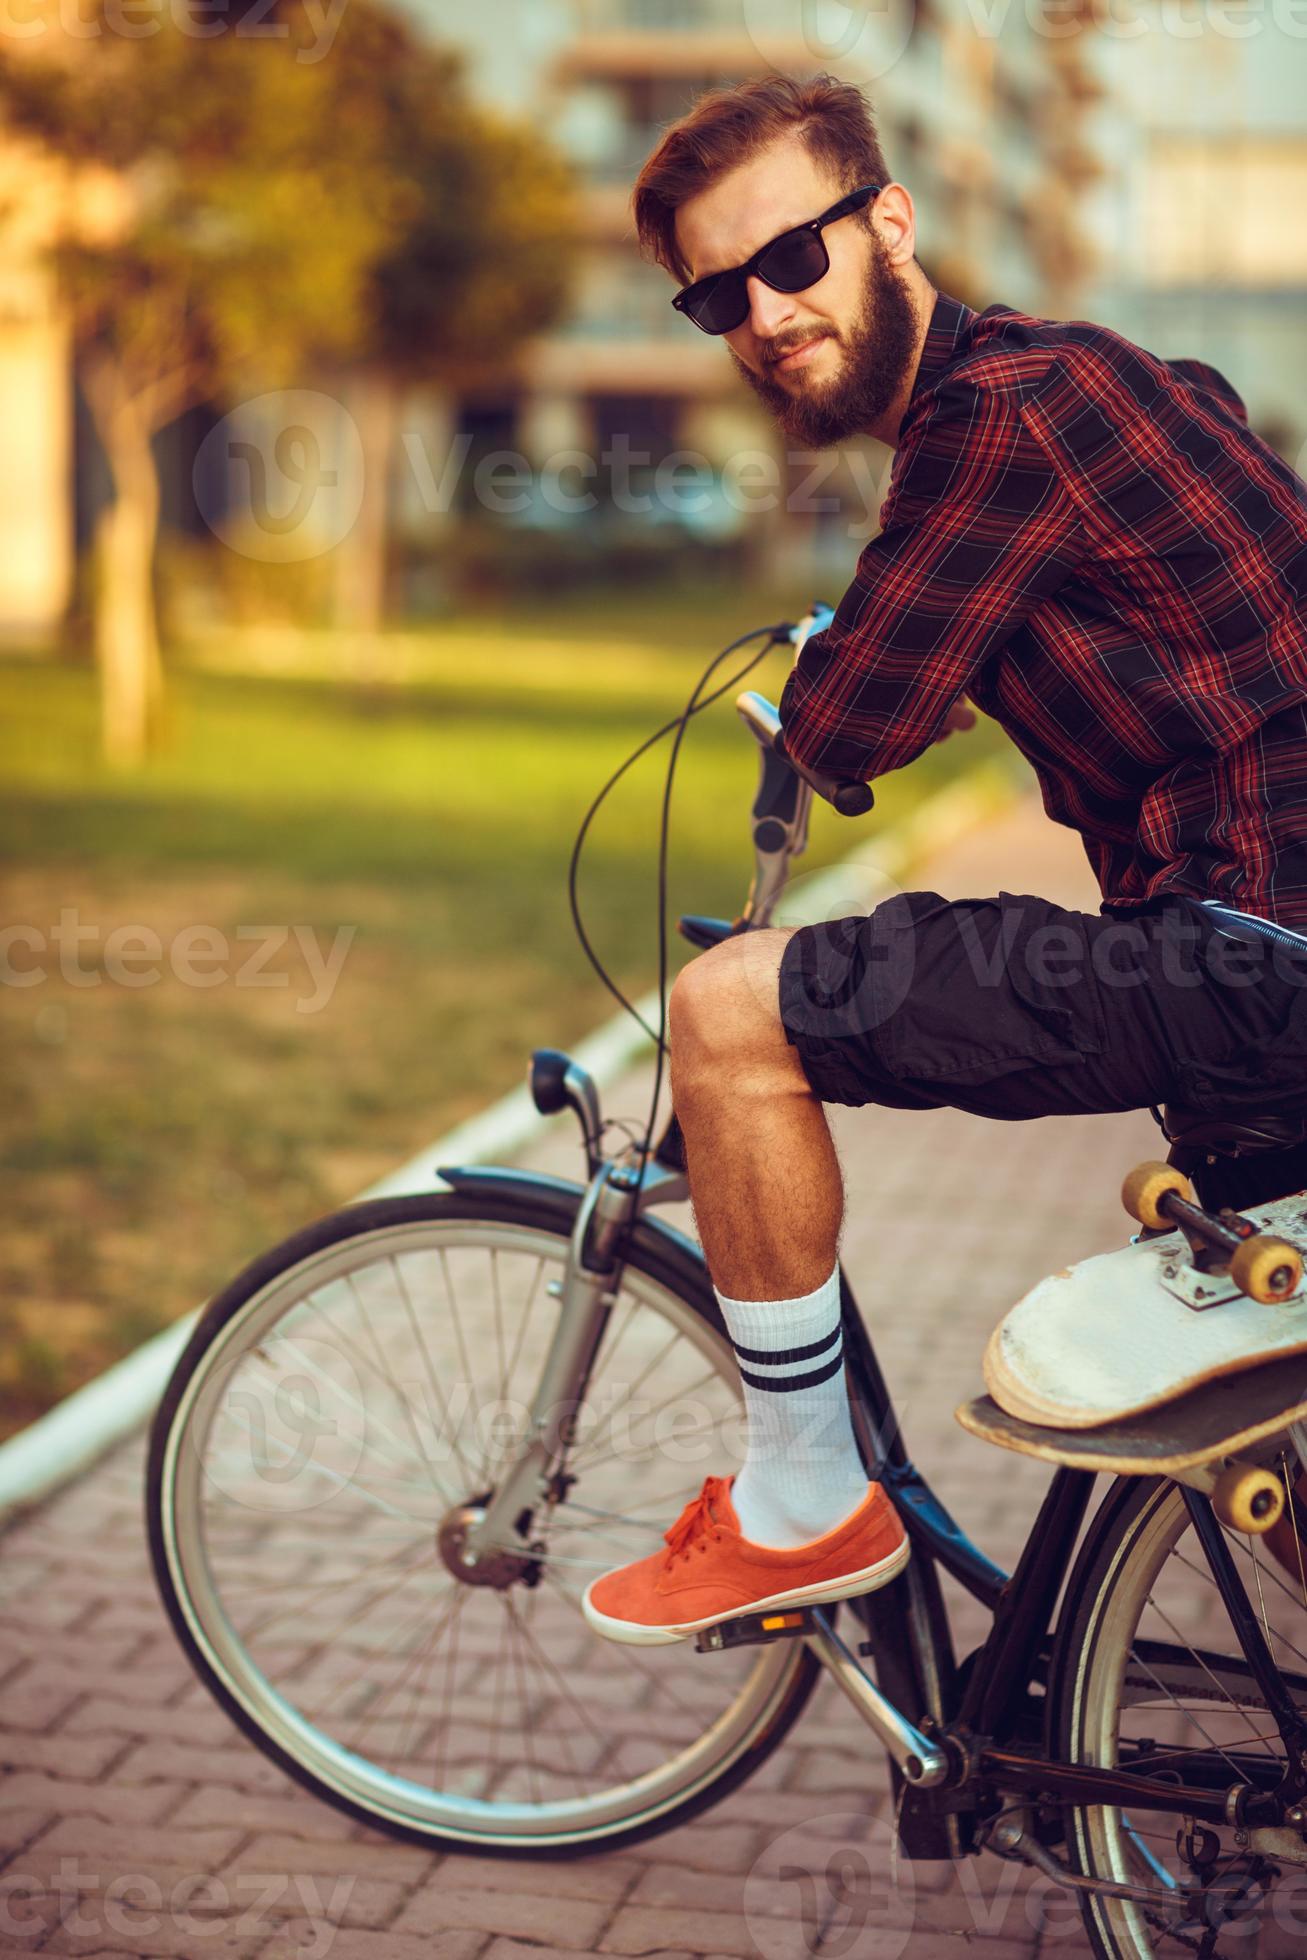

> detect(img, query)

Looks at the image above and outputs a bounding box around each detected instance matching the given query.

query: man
[581,72,1307,1647]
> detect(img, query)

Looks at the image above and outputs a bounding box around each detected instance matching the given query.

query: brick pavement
[1,793,1188,1959]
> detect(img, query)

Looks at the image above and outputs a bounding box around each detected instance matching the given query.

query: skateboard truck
[694,1607,814,1652]
[1122,1162,1305,1309]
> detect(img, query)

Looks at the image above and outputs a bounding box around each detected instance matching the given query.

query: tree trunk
[332,366,397,674]
[84,360,164,768]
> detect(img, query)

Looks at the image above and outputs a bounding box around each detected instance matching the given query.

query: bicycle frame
[454,606,1307,1866]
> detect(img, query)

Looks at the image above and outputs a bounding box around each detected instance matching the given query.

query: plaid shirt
[778,290,1307,925]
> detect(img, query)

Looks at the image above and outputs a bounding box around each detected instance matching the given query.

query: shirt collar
[908,288,979,409]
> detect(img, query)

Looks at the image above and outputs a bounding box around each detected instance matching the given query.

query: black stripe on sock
[730,1322,841,1368]
[737,1344,844,1394]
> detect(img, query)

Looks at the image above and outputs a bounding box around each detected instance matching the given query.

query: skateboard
[959,1356,1307,1477]
[956,1356,1307,1535]
[983,1167,1307,1431]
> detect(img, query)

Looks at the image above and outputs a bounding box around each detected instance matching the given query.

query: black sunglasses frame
[671,183,882,336]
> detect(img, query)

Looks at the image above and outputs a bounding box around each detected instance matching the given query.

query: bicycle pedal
[694,1608,814,1653]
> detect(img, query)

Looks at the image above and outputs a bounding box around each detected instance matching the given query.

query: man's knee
[669,929,797,1081]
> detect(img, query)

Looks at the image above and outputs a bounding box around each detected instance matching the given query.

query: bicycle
[148,608,1307,1959]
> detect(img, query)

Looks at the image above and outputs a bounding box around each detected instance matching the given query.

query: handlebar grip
[735,691,874,817]
[775,733,875,817]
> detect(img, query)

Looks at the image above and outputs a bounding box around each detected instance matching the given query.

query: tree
[0,1,576,761]
[331,70,580,636]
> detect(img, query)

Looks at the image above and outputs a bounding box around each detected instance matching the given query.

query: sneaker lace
[662,1476,731,1566]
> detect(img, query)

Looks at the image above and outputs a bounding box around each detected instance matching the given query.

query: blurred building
[1081,29,1307,463]
[0,0,1108,636]
[0,138,74,642]
[393,0,1104,591]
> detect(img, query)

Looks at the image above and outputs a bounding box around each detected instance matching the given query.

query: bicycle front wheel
[1051,1471,1307,1958]
[147,1180,821,1854]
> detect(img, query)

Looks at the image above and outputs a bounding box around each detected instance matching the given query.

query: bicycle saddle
[1158,1102,1307,1156]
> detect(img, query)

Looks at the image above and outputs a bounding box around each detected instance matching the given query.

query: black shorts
[777,889,1307,1210]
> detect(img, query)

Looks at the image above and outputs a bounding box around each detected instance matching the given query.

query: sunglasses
[672,183,882,337]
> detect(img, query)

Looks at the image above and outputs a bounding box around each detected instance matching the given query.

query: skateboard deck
[984,1191,1307,1429]
[958,1355,1307,1474]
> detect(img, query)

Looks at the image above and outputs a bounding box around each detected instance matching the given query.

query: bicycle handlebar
[735,691,875,818]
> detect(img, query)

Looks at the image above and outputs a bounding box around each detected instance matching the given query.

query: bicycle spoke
[504,1588,617,1789]
[160,1205,809,1849]
[389,1253,483,1491]
[570,1361,728,1475]
[346,1272,452,1505]
[503,1595,544,1805]
[438,1246,489,1477]
[539,1567,712,1726]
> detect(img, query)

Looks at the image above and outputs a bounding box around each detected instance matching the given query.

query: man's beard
[732,230,921,447]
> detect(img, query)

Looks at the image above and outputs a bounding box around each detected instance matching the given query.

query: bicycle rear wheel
[147,1180,821,1854]
[1051,1471,1307,1957]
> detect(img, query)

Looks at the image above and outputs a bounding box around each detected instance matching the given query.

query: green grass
[0,588,1006,1436]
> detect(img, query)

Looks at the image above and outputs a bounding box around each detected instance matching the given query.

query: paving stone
[0,1874,65,1946]
[433,1852,640,1902]
[393,1883,612,1946]
[0,1732,130,1782]
[1,1667,83,1734]
[168,1786,359,1841]
[225,1831,432,1887]
[0,1806,55,1862]
[108,1739,297,1795]
[0,797,1187,1958]
[260,1928,486,1960]
[598,1904,770,1957]
[0,1775,186,1829]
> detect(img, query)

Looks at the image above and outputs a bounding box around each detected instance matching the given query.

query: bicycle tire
[146,1177,823,1856]
[1049,1471,1307,1958]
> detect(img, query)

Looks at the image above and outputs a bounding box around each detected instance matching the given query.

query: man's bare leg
[579,926,908,1637]
[668,926,844,1300]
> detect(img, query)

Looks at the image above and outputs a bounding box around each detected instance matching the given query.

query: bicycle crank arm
[805,1607,949,1787]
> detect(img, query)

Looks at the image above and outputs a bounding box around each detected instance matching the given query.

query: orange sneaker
[581,1474,909,1646]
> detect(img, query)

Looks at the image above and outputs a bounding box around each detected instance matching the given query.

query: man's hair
[632,73,892,286]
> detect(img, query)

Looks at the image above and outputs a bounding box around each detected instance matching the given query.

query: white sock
[714,1262,870,1548]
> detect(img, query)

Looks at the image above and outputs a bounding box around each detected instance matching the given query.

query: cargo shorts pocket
[1172,970,1307,1121]
[872,890,1108,1087]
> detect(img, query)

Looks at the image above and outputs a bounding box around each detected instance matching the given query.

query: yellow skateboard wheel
[1121,1161,1192,1231]
[1211,1462,1285,1535]
[1230,1235,1304,1304]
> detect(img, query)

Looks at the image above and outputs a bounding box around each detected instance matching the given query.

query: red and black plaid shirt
[778,290,1307,925]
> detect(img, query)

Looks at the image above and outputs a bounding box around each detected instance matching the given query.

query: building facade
[395,0,1104,588]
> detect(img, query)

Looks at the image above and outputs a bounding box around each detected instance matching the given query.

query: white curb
[0,756,1024,1524]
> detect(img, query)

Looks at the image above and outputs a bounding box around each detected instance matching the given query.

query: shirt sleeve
[778,375,1085,784]
[1165,358,1250,428]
